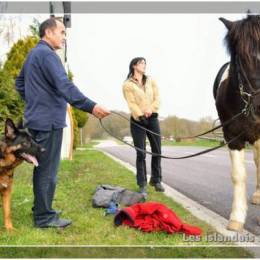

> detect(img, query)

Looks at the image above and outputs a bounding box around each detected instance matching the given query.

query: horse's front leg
[227,149,247,232]
[251,139,260,204]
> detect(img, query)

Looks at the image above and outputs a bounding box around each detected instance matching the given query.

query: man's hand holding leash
[92,104,110,119]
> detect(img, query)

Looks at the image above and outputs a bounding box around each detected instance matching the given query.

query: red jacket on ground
[114,202,202,236]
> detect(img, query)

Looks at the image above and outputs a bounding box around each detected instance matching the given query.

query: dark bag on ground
[92,184,145,208]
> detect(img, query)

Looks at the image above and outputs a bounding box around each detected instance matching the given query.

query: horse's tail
[213,62,230,99]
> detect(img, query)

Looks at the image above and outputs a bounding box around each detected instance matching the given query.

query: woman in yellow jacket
[123,57,164,196]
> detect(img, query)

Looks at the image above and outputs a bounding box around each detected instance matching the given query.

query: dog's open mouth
[21,153,39,167]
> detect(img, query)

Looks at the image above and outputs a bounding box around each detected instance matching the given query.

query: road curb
[98,146,260,257]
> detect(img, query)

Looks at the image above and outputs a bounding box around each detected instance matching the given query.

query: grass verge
[162,139,221,147]
[0,144,253,258]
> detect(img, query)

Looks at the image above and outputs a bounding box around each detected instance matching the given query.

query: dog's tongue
[21,153,39,167]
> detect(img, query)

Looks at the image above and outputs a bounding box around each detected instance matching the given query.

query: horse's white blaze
[229,149,247,224]
[253,139,260,194]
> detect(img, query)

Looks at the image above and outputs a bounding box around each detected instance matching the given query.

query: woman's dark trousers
[130,114,162,187]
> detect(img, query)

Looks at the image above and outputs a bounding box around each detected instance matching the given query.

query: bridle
[236,55,260,119]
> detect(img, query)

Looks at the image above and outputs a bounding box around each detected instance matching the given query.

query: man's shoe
[150,182,165,192]
[37,218,72,228]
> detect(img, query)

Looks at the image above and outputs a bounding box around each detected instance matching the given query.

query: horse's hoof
[227,220,244,232]
[251,193,260,205]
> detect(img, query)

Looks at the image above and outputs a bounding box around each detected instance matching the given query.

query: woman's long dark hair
[127,57,147,85]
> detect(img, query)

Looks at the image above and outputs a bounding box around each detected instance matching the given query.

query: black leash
[98,56,260,159]
[99,112,245,160]
[110,110,244,139]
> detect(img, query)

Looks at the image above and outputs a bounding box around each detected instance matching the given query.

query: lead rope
[110,111,244,139]
[99,113,245,160]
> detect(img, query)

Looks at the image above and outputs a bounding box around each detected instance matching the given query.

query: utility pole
[49,2,73,160]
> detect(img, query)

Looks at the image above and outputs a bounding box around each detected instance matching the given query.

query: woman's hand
[144,109,152,118]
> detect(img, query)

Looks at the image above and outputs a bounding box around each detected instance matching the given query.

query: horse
[214,14,260,232]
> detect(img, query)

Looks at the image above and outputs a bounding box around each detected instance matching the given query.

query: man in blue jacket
[16,18,110,228]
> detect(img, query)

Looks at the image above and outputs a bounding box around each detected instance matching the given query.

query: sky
[67,13,240,121]
[0,11,245,121]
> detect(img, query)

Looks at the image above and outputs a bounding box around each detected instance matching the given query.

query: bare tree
[0,15,17,47]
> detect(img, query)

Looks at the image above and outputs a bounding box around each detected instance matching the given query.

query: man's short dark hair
[39,18,59,38]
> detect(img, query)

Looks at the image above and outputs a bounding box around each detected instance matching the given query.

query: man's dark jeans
[130,114,162,187]
[29,128,63,227]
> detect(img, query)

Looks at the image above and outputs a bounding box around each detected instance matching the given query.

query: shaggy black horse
[214,14,260,232]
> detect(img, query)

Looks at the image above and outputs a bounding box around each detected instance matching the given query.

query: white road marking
[201,154,216,158]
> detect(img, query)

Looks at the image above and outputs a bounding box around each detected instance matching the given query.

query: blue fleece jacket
[16,40,96,130]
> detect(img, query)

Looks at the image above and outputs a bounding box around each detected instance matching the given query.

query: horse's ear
[219,17,233,30]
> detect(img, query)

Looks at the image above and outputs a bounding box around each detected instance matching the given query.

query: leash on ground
[98,111,245,159]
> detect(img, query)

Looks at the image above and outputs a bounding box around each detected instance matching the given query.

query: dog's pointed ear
[219,17,233,30]
[5,118,17,140]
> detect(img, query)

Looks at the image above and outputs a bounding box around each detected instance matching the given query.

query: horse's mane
[225,15,260,69]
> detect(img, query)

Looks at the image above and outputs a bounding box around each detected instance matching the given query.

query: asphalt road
[100,144,260,235]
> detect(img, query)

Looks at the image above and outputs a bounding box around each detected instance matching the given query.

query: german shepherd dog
[0,118,45,230]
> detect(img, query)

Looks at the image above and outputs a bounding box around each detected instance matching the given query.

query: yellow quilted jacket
[122,77,160,121]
